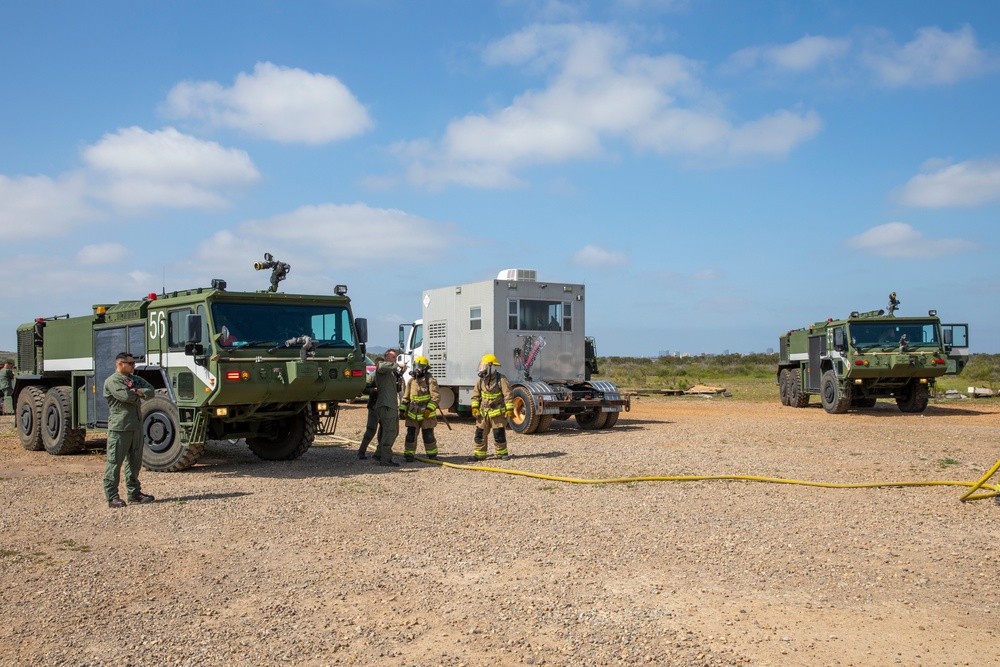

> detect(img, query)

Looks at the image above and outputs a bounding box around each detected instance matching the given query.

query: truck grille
[17,328,34,372]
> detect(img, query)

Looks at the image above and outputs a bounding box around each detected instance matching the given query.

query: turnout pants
[104,429,144,501]
[403,426,438,457]
[473,414,508,459]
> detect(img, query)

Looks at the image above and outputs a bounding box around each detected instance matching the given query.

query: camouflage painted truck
[13,278,369,471]
[777,293,969,414]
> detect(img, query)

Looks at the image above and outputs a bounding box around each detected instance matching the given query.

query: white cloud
[0,127,262,239]
[189,203,459,285]
[691,269,722,281]
[861,25,993,87]
[399,23,821,189]
[76,243,128,266]
[613,0,689,10]
[845,222,975,259]
[83,126,260,209]
[0,173,102,239]
[896,158,1000,208]
[570,244,628,269]
[727,35,851,73]
[163,62,373,144]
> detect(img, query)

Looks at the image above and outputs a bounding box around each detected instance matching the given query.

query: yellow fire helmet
[480,353,500,366]
[414,356,430,370]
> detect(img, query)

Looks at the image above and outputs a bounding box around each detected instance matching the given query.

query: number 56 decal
[149,311,166,339]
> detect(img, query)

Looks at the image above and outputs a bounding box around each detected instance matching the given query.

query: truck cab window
[167,309,194,349]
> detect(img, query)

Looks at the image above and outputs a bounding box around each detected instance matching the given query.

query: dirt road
[1,396,997,665]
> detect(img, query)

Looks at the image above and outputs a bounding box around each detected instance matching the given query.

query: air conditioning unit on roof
[497,268,537,282]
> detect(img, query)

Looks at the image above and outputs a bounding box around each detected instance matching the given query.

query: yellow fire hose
[315,437,1000,503]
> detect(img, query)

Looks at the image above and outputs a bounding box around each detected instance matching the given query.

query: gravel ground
[1,396,998,666]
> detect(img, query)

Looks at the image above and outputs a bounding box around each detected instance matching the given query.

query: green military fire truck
[777,293,968,414]
[13,277,369,471]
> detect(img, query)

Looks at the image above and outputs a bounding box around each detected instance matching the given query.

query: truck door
[806,335,824,392]
[92,327,128,427]
[941,323,969,375]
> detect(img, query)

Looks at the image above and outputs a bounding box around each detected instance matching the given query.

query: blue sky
[2,0,998,355]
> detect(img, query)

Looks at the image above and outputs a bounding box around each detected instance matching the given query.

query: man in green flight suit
[372,349,406,467]
[0,359,14,416]
[103,352,156,508]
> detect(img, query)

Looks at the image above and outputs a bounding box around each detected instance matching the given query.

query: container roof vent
[497,268,537,282]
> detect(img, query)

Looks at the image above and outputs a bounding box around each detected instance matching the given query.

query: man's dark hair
[115,352,133,362]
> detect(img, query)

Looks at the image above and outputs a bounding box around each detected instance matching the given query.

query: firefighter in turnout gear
[399,356,441,461]
[470,353,514,461]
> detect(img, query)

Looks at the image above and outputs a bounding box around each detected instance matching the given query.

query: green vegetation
[599,353,775,391]
[56,539,92,553]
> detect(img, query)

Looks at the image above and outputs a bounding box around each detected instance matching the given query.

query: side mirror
[184,342,204,357]
[185,314,203,344]
[943,329,953,346]
[355,317,368,345]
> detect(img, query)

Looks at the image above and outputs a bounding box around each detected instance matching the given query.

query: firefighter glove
[504,409,514,420]
[472,407,480,418]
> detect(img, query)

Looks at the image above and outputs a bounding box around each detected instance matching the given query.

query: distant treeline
[597,353,1000,391]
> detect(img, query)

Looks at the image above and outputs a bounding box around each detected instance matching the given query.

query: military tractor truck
[777,293,969,414]
[398,269,628,433]
[13,275,369,471]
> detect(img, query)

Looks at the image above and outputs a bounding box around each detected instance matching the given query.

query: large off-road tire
[778,369,791,406]
[820,370,851,414]
[16,386,46,451]
[247,410,315,461]
[852,397,877,409]
[896,380,930,413]
[509,386,539,434]
[788,369,810,408]
[601,411,620,429]
[534,414,555,433]
[141,395,202,472]
[576,409,609,430]
[41,387,86,455]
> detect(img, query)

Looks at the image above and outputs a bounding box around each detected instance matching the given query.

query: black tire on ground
[852,397,877,409]
[509,386,539,434]
[789,369,810,408]
[820,370,852,414]
[141,395,203,471]
[247,410,316,461]
[534,414,554,433]
[41,386,86,454]
[16,386,46,451]
[601,411,620,429]
[576,409,609,430]
[778,369,791,406]
[896,380,930,413]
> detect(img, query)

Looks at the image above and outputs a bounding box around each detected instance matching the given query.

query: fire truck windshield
[211,302,356,349]
[849,322,940,350]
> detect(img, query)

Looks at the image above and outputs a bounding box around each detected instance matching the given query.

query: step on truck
[398,269,629,433]
[13,270,369,471]
[777,293,969,414]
